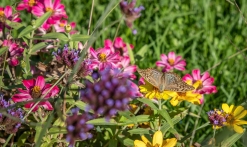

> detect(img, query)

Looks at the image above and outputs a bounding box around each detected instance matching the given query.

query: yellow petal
[234,106,245,117]
[162,138,177,147]
[235,110,247,120]
[134,140,147,147]
[222,103,230,113]
[141,135,151,145]
[170,97,179,106]
[153,131,163,147]
[229,105,234,113]
[235,120,247,125]
[233,124,244,133]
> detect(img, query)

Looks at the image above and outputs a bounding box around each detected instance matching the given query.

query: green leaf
[137,98,158,110]
[127,43,135,64]
[18,25,34,38]
[109,139,118,147]
[122,138,134,146]
[221,131,245,147]
[0,47,8,56]
[34,124,42,143]
[29,42,48,54]
[17,131,30,146]
[135,45,148,60]
[75,101,93,113]
[42,33,69,41]
[34,11,52,28]
[87,118,117,125]
[48,127,67,135]
[5,20,24,29]
[70,34,90,41]
[128,128,150,134]
[158,109,173,128]
[118,111,137,124]
[118,115,150,126]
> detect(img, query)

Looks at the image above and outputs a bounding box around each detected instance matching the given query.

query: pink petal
[182,74,193,81]
[35,76,45,89]
[192,69,201,80]
[168,52,176,61]
[23,79,35,89]
[32,3,45,17]
[24,102,38,111]
[174,65,185,71]
[160,54,168,62]
[44,0,53,8]
[4,6,12,18]
[201,72,210,81]
[203,77,214,86]
[174,56,182,63]
[138,77,145,85]
[156,61,168,67]
[16,3,26,11]
[12,93,32,102]
[114,37,124,48]
[70,22,76,28]
[40,101,53,110]
[89,48,98,59]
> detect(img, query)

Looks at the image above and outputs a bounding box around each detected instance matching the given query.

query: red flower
[12,76,59,111]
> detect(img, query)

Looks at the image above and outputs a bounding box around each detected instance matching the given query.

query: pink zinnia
[17,0,40,12]
[12,76,59,111]
[2,40,24,66]
[89,47,120,70]
[54,20,76,34]
[104,37,134,56]
[156,52,186,72]
[118,56,137,80]
[182,69,217,94]
[0,6,21,30]
[32,0,67,24]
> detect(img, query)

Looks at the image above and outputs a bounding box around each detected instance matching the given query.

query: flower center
[46,7,54,13]
[226,114,235,125]
[59,22,65,27]
[0,11,4,16]
[177,92,186,97]
[31,86,42,98]
[194,80,203,90]
[0,11,6,22]
[28,0,36,7]
[168,59,175,65]
[98,53,107,62]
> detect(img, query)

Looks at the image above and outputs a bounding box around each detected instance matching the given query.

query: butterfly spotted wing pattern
[137,68,194,92]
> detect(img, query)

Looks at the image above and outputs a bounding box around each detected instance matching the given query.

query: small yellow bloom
[169,91,202,106]
[222,103,247,133]
[134,131,177,147]
[139,80,176,100]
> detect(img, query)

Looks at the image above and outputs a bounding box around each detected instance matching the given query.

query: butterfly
[137,68,194,92]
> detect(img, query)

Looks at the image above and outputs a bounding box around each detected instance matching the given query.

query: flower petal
[36,76,46,89]
[40,101,54,110]
[222,103,230,113]
[234,105,245,117]
[233,124,244,133]
[162,138,177,147]
[152,131,163,146]
[12,93,32,102]
[23,79,35,89]
[134,140,147,147]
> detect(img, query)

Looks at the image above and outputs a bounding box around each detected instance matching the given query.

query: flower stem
[158,99,162,130]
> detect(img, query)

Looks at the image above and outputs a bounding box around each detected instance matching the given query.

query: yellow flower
[168,81,203,106]
[134,130,177,147]
[222,103,247,133]
[169,91,203,106]
[139,80,176,100]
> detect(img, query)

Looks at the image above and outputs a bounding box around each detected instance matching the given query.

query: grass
[1,0,247,146]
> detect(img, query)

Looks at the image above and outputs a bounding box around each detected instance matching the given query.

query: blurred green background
[1,0,247,146]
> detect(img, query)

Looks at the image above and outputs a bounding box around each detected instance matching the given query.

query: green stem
[3,134,12,147]
[158,99,162,130]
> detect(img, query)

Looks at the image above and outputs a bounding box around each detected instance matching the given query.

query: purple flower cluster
[0,95,24,134]
[80,68,137,119]
[52,45,80,68]
[120,0,144,29]
[66,108,94,147]
[52,45,93,77]
[207,109,227,128]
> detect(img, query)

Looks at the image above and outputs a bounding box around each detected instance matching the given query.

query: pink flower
[2,40,24,66]
[89,47,120,70]
[32,0,67,24]
[182,69,217,94]
[156,52,186,72]
[12,76,59,111]
[17,0,41,12]
[54,20,76,34]
[104,37,134,56]
[118,56,137,80]
[0,6,21,30]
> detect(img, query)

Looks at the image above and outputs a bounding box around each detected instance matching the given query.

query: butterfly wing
[163,72,194,92]
[137,68,163,89]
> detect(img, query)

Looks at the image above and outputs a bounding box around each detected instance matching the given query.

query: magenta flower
[156,52,186,72]
[17,0,40,12]
[0,6,21,30]
[2,40,24,66]
[54,20,76,34]
[104,37,134,56]
[118,56,137,80]
[12,76,59,111]
[89,47,120,70]
[182,69,217,94]
[32,0,67,24]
